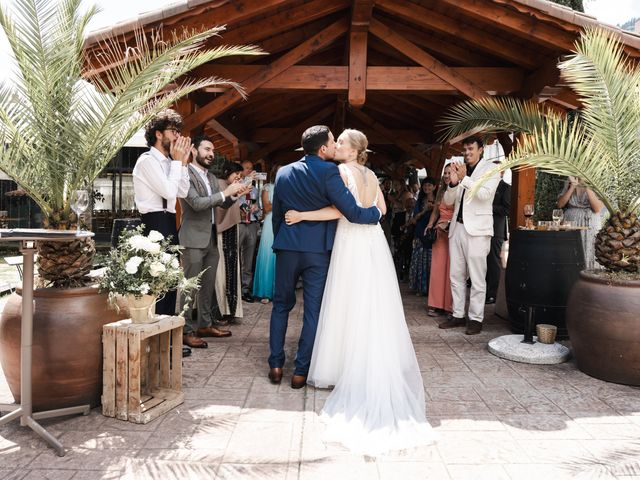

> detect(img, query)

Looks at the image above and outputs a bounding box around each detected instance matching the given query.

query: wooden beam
[350,108,432,165]
[438,0,577,52]
[213,0,350,48]
[333,95,347,134]
[375,0,541,69]
[549,88,581,110]
[369,18,489,100]
[250,126,426,145]
[206,118,240,159]
[348,0,374,107]
[182,17,349,132]
[192,65,523,93]
[518,59,561,99]
[248,104,336,162]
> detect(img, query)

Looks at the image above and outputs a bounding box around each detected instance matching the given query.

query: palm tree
[0,0,262,287]
[439,28,640,273]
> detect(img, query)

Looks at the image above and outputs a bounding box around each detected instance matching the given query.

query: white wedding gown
[307,164,436,455]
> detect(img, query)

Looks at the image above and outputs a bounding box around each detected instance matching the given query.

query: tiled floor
[1,285,639,479]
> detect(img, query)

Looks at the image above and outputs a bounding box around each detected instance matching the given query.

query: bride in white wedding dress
[284,129,436,455]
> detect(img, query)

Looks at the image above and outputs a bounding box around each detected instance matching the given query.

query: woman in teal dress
[252,164,280,303]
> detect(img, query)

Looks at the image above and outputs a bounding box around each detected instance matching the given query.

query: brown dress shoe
[197,326,232,338]
[183,333,208,348]
[438,315,466,329]
[291,374,307,389]
[465,320,483,335]
[268,367,283,384]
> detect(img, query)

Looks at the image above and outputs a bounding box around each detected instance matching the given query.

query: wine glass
[524,204,534,229]
[552,209,564,229]
[71,190,90,234]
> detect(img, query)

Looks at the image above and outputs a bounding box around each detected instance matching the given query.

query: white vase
[125,294,158,324]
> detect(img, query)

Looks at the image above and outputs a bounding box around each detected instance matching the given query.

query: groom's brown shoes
[268,368,283,385]
[291,375,307,389]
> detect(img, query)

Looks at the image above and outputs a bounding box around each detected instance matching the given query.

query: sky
[0,0,638,81]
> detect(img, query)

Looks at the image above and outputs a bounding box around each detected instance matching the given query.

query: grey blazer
[178,165,234,249]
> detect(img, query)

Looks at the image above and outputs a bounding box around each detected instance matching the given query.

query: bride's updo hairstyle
[342,129,368,165]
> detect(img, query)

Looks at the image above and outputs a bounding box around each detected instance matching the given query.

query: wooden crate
[102,315,185,424]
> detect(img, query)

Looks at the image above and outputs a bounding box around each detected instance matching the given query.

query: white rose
[128,235,148,250]
[148,230,164,242]
[125,256,144,274]
[139,283,150,295]
[149,262,166,277]
[161,253,173,264]
[171,258,180,269]
[143,241,161,254]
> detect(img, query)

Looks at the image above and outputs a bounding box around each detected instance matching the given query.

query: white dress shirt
[132,147,190,214]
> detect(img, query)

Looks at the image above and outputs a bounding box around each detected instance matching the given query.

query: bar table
[0,229,94,456]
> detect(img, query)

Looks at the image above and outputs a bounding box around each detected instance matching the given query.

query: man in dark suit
[485,173,511,304]
[178,135,250,348]
[268,125,381,388]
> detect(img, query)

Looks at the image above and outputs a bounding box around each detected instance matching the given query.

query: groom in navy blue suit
[268,125,381,388]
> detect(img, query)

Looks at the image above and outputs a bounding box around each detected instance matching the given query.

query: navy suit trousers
[269,250,330,375]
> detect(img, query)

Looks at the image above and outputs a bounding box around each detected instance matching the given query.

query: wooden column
[509,135,536,232]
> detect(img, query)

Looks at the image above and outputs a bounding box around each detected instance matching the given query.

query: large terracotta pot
[567,271,640,386]
[0,286,126,411]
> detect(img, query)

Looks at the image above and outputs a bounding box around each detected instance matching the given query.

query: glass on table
[552,209,564,229]
[70,190,90,234]
[523,204,535,229]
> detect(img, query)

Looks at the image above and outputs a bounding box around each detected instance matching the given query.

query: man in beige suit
[439,136,500,335]
[179,136,250,348]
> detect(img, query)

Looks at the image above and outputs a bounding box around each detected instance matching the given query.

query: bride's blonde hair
[341,129,368,165]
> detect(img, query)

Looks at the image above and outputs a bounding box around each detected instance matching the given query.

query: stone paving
[1,285,640,479]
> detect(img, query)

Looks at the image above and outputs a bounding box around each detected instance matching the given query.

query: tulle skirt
[308,218,436,455]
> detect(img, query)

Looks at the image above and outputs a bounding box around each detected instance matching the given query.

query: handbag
[421,227,437,247]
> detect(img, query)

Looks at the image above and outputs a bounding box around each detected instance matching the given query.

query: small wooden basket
[536,324,557,344]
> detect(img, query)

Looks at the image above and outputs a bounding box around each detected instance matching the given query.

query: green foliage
[0,0,263,221]
[549,0,584,12]
[534,172,566,221]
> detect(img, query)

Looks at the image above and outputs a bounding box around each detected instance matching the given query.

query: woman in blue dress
[252,164,281,303]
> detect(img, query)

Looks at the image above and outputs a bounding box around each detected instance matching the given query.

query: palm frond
[438,96,550,143]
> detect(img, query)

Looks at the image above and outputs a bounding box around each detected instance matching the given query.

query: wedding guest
[215,162,245,321]
[439,136,500,335]
[426,165,454,317]
[485,166,511,305]
[132,109,190,317]
[557,176,605,270]
[408,178,437,296]
[396,195,416,280]
[238,159,262,302]
[252,164,281,303]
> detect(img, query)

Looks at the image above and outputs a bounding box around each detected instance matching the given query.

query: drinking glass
[71,190,90,234]
[524,204,534,229]
[552,209,564,229]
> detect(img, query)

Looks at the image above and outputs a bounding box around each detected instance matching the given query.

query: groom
[268,125,381,388]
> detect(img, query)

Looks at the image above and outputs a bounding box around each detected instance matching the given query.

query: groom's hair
[301,125,331,155]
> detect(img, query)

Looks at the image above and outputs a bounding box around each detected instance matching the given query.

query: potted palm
[0,0,261,410]
[439,28,640,385]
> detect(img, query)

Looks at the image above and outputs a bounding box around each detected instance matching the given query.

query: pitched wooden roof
[84,0,640,172]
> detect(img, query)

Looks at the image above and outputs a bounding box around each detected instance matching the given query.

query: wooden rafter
[192,65,523,93]
[182,17,350,132]
[350,108,430,165]
[348,0,374,107]
[250,126,426,145]
[248,103,336,162]
[374,0,541,69]
[370,18,489,100]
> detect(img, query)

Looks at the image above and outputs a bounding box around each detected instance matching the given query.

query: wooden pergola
[84,0,640,226]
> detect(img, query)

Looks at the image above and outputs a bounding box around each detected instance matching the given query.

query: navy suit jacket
[272,155,381,253]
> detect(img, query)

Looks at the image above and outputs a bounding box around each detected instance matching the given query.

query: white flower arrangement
[99,225,201,315]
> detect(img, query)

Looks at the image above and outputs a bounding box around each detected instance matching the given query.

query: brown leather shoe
[197,326,232,338]
[465,320,483,335]
[268,367,283,384]
[183,332,208,348]
[291,374,307,389]
[438,315,466,329]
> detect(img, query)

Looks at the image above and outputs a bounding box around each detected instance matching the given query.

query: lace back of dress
[340,164,378,208]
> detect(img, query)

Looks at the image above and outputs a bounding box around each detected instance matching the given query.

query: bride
[284,129,436,455]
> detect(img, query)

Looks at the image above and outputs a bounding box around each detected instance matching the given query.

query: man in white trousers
[439,136,500,335]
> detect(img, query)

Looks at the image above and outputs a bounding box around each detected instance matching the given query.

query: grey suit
[179,164,234,333]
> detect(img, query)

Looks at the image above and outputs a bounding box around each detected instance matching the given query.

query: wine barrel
[506,229,585,339]
[110,217,142,247]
